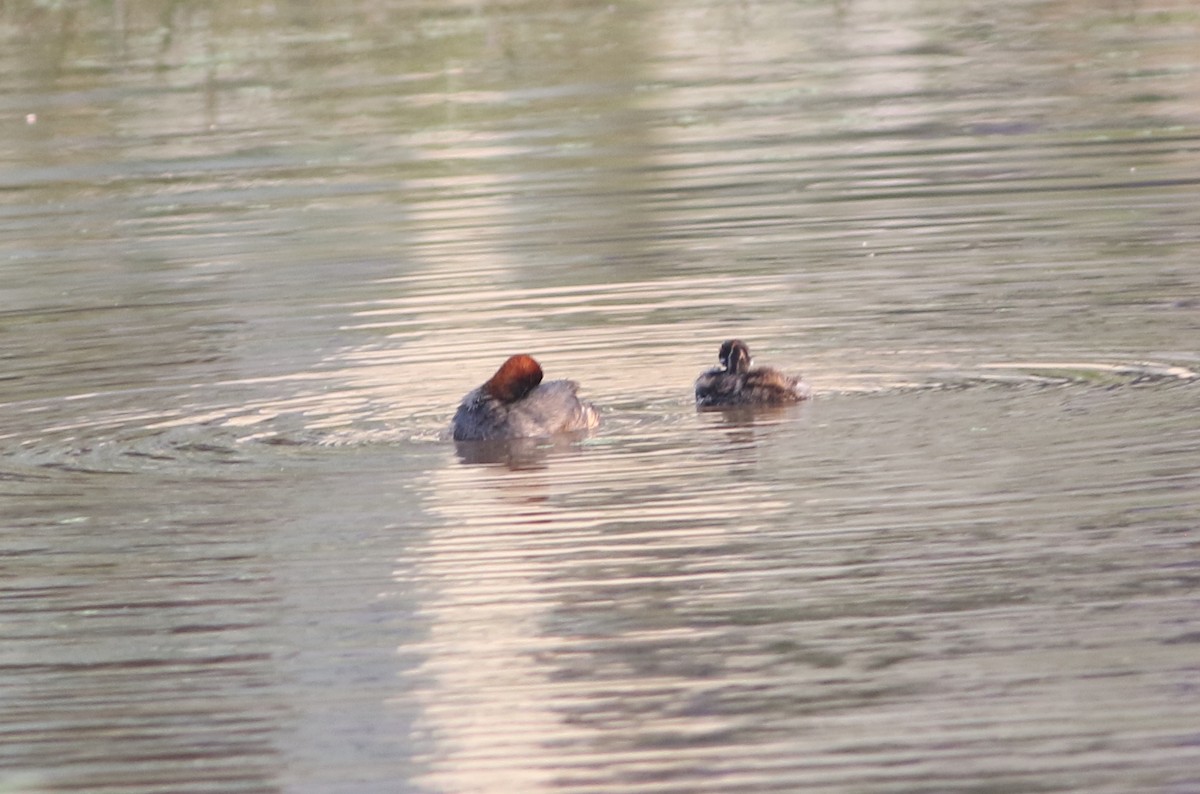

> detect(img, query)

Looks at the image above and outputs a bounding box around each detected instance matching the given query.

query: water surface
[2,1,1199,792]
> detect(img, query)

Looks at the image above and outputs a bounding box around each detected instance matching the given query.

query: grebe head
[483,354,544,403]
[718,339,752,374]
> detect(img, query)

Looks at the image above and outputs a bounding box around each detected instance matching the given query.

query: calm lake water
[2,1,1199,792]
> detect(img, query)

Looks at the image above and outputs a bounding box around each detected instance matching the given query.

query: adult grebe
[452,354,600,441]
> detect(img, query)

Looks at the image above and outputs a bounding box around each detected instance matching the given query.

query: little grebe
[694,339,811,407]
[452,354,600,441]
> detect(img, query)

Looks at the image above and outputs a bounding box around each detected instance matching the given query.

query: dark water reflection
[2,0,1199,792]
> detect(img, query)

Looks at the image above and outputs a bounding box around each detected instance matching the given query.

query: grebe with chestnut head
[452,354,600,441]
[694,339,811,407]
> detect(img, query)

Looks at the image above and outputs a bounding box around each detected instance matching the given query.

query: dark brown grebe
[452,354,600,441]
[694,339,811,407]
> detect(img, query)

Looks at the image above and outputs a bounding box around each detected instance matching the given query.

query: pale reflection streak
[399,448,789,791]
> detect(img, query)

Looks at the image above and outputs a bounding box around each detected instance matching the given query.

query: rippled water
[2,1,1199,792]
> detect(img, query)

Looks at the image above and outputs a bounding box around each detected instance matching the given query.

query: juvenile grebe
[452,354,600,441]
[694,339,811,407]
